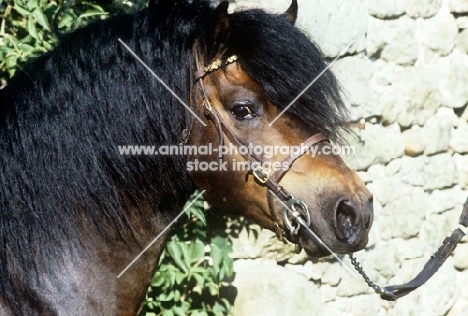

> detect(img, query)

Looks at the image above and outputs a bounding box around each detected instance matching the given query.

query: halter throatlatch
[192,43,468,301]
[193,43,328,251]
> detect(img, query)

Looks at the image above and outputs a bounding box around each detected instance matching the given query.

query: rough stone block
[449,0,468,13]
[421,7,458,56]
[402,128,425,156]
[407,0,442,18]
[382,66,440,128]
[369,0,406,18]
[232,262,321,316]
[424,153,457,190]
[438,50,468,108]
[366,16,419,65]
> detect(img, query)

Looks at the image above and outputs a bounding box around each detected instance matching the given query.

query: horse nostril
[335,199,360,244]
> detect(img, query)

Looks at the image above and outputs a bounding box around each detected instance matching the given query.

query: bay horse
[0,0,373,314]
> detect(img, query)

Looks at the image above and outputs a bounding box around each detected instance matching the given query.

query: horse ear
[281,0,298,25]
[205,1,231,61]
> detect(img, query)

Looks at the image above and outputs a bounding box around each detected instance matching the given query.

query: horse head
[189,1,373,257]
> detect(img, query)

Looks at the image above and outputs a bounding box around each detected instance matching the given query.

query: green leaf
[78,10,108,20]
[32,7,50,30]
[212,303,226,314]
[17,43,35,53]
[146,301,158,310]
[26,0,38,11]
[58,13,75,30]
[207,282,219,296]
[161,310,174,316]
[158,290,174,302]
[174,271,186,285]
[189,240,205,263]
[180,301,191,311]
[179,242,191,271]
[211,236,232,252]
[172,289,181,301]
[5,55,18,77]
[27,16,39,41]
[210,244,222,276]
[13,4,31,16]
[81,3,106,12]
[184,190,206,224]
[192,272,205,287]
[190,311,209,316]
[151,272,166,287]
[173,306,186,316]
[166,242,188,272]
[42,39,53,51]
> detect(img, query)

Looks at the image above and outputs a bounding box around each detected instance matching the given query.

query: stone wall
[226,0,468,315]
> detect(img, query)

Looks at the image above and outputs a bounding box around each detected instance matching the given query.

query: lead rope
[349,197,468,301]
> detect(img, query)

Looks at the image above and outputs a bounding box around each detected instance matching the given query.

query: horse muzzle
[293,194,373,258]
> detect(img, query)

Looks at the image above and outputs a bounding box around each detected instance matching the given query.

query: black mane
[0,1,212,311]
[0,0,347,312]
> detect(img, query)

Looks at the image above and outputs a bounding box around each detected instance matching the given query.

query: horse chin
[301,241,331,258]
[297,229,369,258]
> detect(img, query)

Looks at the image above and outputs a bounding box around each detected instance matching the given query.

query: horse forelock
[224,8,349,143]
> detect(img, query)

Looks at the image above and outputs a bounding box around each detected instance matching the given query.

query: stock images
[1,0,468,315]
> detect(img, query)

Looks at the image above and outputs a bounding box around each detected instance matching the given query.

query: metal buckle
[203,100,212,115]
[252,165,270,184]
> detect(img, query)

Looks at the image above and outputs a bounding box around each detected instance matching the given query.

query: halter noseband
[193,44,328,251]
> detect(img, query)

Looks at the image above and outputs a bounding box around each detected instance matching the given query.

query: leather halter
[193,45,328,248]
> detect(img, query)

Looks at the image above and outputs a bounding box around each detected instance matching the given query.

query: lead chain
[348,253,385,295]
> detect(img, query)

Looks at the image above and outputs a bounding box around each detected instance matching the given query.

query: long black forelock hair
[225,8,349,143]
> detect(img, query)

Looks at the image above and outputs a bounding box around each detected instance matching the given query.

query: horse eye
[230,104,256,120]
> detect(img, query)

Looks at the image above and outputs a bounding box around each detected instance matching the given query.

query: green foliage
[0,0,144,83]
[140,191,236,316]
[0,1,236,315]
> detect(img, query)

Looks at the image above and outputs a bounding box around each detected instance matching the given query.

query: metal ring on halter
[282,196,311,241]
[283,196,311,225]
